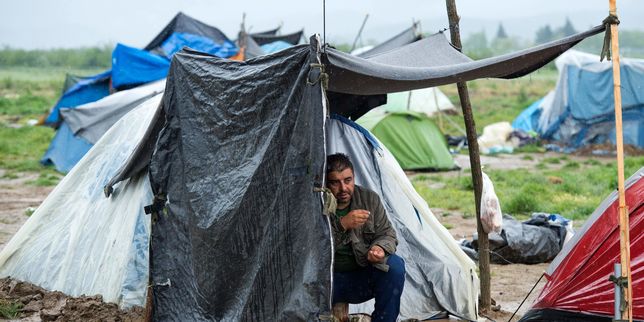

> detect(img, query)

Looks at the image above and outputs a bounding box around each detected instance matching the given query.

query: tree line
[0,45,112,68]
[461,18,644,60]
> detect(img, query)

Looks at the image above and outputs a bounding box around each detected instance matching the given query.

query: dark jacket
[330,185,397,272]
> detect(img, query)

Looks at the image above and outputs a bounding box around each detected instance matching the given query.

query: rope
[508,272,545,322]
[600,14,620,62]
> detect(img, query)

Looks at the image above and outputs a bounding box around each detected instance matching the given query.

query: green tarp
[357,109,455,170]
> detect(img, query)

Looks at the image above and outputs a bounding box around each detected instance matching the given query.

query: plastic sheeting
[147,46,331,321]
[0,94,162,308]
[467,214,566,264]
[145,12,232,53]
[327,116,478,321]
[522,167,644,321]
[61,79,166,144]
[324,26,604,97]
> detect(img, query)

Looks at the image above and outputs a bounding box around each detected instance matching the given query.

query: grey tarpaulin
[324,25,604,97]
[357,24,420,59]
[147,46,331,320]
[61,80,165,144]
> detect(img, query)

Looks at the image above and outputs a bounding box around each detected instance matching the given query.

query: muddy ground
[0,152,606,321]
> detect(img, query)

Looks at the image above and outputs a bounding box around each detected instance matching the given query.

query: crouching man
[326,153,405,322]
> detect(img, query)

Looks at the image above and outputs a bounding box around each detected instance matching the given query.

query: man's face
[327,167,355,206]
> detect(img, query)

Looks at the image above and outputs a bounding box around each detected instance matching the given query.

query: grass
[0,299,22,319]
[413,155,644,221]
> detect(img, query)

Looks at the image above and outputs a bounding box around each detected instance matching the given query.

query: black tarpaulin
[324,25,605,96]
[147,46,331,320]
[251,30,304,46]
[144,12,232,52]
[357,24,420,58]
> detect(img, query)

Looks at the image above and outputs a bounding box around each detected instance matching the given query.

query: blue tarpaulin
[44,70,111,125]
[41,122,94,172]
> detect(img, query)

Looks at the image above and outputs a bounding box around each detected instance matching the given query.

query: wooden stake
[445,0,491,313]
[608,1,633,321]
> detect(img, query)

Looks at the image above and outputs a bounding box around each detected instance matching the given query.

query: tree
[535,25,554,44]
[464,30,492,59]
[559,18,577,37]
[496,23,508,39]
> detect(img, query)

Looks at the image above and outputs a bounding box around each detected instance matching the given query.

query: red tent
[521,167,643,322]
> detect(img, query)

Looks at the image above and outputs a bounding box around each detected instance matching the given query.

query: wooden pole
[608,1,632,321]
[445,0,491,312]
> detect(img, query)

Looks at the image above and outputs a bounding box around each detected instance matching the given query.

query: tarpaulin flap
[45,70,112,125]
[111,44,170,89]
[250,26,280,37]
[61,80,165,144]
[251,30,304,46]
[324,25,605,95]
[145,12,232,52]
[147,46,331,320]
[357,24,420,59]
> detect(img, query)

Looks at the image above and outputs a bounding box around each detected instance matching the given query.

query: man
[326,153,405,322]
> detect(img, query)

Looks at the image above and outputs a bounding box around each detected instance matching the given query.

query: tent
[513,50,644,149]
[520,167,643,321]
[1,24,605,321]
[357,109,456,170]
[42,12,236,172]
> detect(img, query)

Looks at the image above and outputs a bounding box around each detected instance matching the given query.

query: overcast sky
[3,0,644,49]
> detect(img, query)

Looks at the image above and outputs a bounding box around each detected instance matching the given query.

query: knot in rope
[600,14,620,62]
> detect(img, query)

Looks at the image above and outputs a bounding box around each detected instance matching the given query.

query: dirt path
[0,170,53,252]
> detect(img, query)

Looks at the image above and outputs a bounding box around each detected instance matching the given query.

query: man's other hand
[339,209,370,230]
[367,245,385,263]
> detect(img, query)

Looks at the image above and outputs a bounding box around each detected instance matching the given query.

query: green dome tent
[357,108,456,170]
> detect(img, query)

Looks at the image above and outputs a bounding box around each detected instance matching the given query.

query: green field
[0,66,642,220]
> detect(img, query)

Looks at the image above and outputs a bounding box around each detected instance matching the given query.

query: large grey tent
[0,24,604,321]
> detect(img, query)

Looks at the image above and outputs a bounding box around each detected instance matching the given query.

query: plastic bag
[481,172,503,234]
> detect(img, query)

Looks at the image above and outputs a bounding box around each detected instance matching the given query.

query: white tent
[381,87,455,116]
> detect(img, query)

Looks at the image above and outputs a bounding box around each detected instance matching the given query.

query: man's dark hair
[326,153,354,174]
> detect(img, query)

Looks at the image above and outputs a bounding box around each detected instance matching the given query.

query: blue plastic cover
[566,65,644,122]
[161,32,238,58]
[260,40,292,54]
[40,122,94,173]
[512,99,542,133]
[45,70,111,125]
[111,43,171,90]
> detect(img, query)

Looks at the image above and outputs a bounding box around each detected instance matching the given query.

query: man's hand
[367,245,385,263]
[339,209,370,230]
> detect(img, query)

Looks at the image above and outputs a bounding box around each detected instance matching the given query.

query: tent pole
[445,0,491,313]
[350,14,370,52]
[608,1,632,321]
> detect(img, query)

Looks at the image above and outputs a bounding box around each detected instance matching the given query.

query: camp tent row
[513,49,644,150]
[41,12,304,172]
[0,24,606,321]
